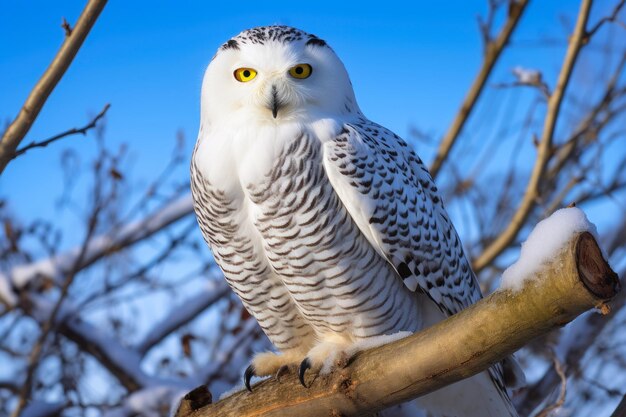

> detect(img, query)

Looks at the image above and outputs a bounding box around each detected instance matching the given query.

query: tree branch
[136,281,229,355]
[535,353,567,417]
[515,268,626,414]
[473,0,593,272]
[585,0,625,39]
[176,232,619,417]
[11,103,110,160]
[611,393,626,417]
[0,194,194,305]
[429,0,529,179]
[23,294,189,392]
[10,175,105,417]
[0,0,108,175]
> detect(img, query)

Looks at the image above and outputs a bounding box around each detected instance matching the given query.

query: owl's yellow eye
[234,68,257,82]
[289,64,312,79]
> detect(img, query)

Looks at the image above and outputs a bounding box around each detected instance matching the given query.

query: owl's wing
[322,120,481,316]
[323,120,521,402]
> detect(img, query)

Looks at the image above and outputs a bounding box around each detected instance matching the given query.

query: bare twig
[586,0,626,39]
[477,0,504,47]
[546,54,626,182]
[611,393,626,417]
[429,0,529,179]
[515,270,626,415]
[10,187,103,417]
[492,80,551,100]
[11,104,110,160]
[473,0,593,272]
[0,0,108,175]
[535,353,567,417]
[61,18,73,37]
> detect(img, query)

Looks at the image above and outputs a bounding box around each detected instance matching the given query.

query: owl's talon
[244,364,256,392]
[275,364,290,382]
[299,357,311,388]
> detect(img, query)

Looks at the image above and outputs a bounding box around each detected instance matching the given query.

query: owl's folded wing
[322,121,481,317]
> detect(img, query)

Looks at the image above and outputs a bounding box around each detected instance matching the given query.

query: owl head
[200,26,360,126]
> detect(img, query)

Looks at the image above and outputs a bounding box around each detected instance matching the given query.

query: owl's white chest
[194,119,338,201]
[193,118,420,340]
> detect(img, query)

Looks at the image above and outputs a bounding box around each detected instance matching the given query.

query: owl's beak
[269,85,282,118]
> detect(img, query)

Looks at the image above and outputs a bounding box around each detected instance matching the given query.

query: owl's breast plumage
[191,122,420,350]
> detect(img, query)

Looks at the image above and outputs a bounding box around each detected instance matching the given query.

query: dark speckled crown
[220,25,328,51]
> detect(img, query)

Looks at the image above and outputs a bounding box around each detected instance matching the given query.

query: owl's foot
[244,350,300,392]
[298,339,354,388]
[298,332,413,388]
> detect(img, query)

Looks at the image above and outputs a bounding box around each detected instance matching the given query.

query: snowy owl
[191,26,523,416]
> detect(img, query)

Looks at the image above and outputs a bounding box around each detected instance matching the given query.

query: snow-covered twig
[0,194,194,306]
[103,386,187,417]
[198,319,260,385]
[137,281,229,355]
[491,66,551,98]
[20,401,65,417]
[11,188,105,417]
[24,294,191,392]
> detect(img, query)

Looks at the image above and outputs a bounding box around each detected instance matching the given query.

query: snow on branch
[104,386,187,417]
[20,401,65,417]
[25,295,154,391]
[0,194,194,306]
[500,207,598,291]
[174,230,619,417]
[25,293,202,395]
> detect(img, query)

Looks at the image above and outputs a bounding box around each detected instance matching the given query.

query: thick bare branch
[0,0,108,174]
[178,232,619,417]
[473,0,593,272]
[429,0,529,179]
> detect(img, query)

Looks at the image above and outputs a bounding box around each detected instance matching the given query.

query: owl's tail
[412,369,519,417]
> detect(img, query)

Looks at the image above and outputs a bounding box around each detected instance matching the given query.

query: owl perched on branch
[191,26,522,417]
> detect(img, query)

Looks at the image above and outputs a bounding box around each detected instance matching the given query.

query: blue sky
[0,0,619,246]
